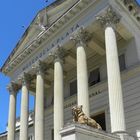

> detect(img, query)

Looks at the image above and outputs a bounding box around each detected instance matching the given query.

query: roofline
[0,0,65,72]
[1,0,79,73]
[0,13,38,73]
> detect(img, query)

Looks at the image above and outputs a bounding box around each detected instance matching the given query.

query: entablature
[1,0,137,83]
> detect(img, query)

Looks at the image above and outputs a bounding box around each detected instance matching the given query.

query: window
[92,113,106,131]
[88,68,100,87]
[70,80,77,96]
[119,54,126,71]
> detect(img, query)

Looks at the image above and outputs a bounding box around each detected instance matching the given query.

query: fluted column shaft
[105,26,126,132]
[19,77,29,140]
[35,63,44,140]
[71,28,89,117]
[7,84,17,140]
[97,7,126,133]
[54,51,64,140]
[77,42,89,117]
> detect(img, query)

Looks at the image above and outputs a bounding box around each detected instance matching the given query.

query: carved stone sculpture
[72,105,102,130]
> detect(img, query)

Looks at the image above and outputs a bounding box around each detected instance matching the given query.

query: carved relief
[72,105,102,130]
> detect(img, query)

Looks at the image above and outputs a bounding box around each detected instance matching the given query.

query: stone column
[7,83,18,140]
[19,74,30,140]
[71,27,90,117]
[34,61,45,140]
[97,7,126,133]
[51,47,64,140]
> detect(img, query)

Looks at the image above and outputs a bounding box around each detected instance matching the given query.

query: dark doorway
[92,112,106,131]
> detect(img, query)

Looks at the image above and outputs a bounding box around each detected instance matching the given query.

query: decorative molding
[96,6,121,28]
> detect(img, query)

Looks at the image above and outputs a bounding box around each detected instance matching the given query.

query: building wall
[123,73,140,135]
[43,72,140,140]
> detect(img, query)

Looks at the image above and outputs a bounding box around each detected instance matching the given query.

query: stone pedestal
[114,132,135,140]
[60,123,120,140]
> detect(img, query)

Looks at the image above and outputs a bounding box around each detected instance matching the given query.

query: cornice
[1,0,90,75]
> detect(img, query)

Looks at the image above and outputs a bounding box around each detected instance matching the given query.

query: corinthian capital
[49,45,65,62]
[7,82,19,94]
[32,60,47,75]
[18,73,31,86]
[96,6,121,28]
[70,27,91,46]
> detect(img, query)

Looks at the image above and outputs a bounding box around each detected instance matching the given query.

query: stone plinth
[60,123,120,140]
[115,132,135,140]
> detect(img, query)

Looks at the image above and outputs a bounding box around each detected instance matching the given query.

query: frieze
[21,24,80,72]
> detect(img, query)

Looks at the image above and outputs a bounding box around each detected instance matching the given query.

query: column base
[60,123,120,140]
[113,131,135,140]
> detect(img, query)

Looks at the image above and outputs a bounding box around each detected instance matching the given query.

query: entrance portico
[2,0,139,140]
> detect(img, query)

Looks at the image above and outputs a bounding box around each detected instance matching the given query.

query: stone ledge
[60,123,120,140]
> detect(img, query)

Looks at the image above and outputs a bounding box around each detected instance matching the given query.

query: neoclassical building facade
[0,0,140,140]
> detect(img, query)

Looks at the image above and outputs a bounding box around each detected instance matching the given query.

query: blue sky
[0,0,140,134]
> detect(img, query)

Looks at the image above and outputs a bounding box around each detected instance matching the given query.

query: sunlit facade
[0,0,140,140]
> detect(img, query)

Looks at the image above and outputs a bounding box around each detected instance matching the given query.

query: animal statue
[72,105,102,130]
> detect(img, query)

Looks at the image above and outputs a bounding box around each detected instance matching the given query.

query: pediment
[7,0,78,64]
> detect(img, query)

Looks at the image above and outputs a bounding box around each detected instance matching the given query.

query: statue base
[60,123,120,140]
